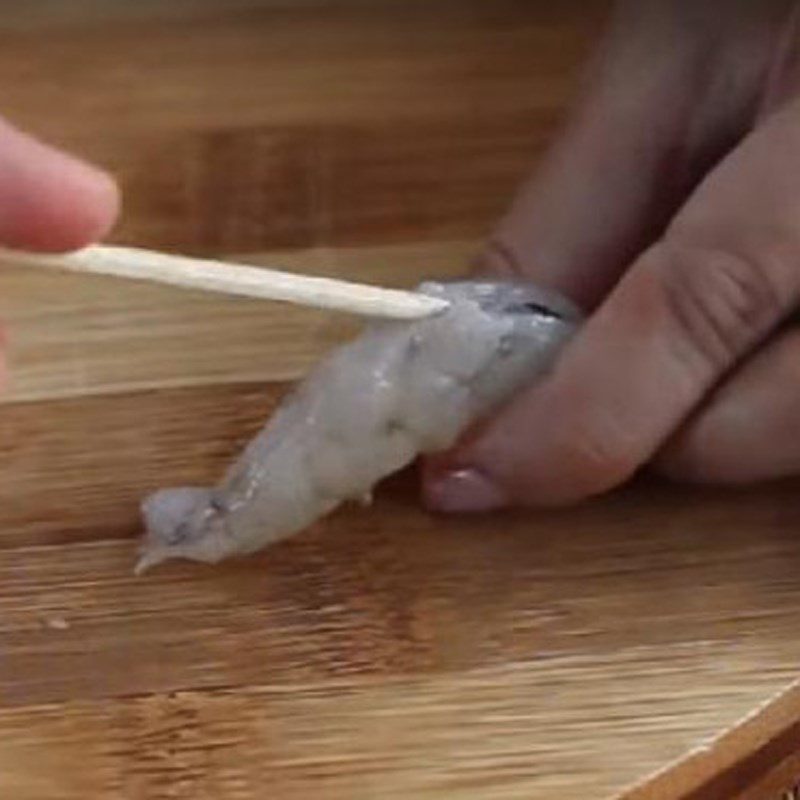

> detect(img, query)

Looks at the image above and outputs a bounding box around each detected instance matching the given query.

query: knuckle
[528,416,642,502]
[476,237,527,280]
[657,329,800,486]
[653,239,785,372]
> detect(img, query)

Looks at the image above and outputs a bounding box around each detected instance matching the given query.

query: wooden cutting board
[0,3,799,798]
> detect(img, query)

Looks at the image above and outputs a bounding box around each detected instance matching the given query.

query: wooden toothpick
[0,245,449,320]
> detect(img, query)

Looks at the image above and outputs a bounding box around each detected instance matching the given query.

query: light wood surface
[1,2,799,799]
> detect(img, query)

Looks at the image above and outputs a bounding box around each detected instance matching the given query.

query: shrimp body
[137,280,579,571]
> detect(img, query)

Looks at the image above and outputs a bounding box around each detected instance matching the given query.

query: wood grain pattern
[0,240,472,403]
[1,2,799,798]
[3,475,800,798]
[0,643,797,800]
[0,1,598,254]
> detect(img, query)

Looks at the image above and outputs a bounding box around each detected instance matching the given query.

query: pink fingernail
[425,467,507,513]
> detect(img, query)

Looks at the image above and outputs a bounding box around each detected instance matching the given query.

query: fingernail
[425,467,507,513]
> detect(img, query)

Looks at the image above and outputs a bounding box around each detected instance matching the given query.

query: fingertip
[4,154,121,253]
[421,459,509,514]
[44,160,121,251]
[0,119,121,252]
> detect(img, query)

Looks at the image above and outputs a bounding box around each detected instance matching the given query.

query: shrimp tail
[137,487,222,573]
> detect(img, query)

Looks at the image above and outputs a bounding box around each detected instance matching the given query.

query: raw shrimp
[137,280,579,571]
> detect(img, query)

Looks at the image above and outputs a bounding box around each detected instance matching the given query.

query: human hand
[0,117,118,386]
[424,0,800,510]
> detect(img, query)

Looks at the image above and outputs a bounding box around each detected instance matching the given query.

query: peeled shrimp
[137,280,579,571]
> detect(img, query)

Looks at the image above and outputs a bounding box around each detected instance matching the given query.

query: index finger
[0,118,119,252]
[479,0,786,308]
